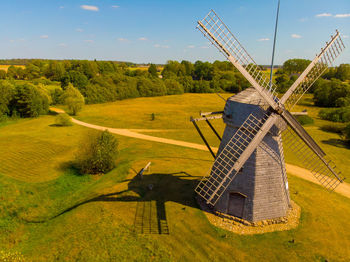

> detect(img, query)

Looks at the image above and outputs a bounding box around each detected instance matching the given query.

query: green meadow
[0,94,350,261]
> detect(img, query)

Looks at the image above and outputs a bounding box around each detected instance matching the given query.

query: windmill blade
[282,126,344,190]
[197,10,279,110]
[281,109,325,157]
[280,31,345,110]
[195,111,280,205]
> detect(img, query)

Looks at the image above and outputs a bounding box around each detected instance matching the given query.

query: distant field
[76,93,350,180]
[1,93,350,261]
[0,65,25,72]
[128,66,163,72]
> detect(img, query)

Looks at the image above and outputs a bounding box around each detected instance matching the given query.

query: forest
[0,59,349,134]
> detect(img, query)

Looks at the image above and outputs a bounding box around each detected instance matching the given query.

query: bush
[55,113,72,126]
[295,115,314,125]
[76,130,118,174]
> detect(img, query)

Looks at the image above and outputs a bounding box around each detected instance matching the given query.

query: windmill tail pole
[269,0,280,91]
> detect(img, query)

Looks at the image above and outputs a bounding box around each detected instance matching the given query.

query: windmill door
[227,193,246,218]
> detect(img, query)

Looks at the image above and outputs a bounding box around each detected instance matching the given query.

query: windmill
[194,10,346,222]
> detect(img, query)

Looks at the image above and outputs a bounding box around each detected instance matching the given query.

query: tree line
[0,58,349,125]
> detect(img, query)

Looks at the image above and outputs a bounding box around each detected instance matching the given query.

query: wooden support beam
[190,116,216,159]
[205,118,222,141]
[190,115,223,122]
[200,111,224,116]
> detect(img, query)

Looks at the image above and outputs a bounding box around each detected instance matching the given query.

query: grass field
[75,93,350,181]
[0,65,25,72]
[1,94,350,261]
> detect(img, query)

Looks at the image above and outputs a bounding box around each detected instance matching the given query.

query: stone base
[196,196,300,235]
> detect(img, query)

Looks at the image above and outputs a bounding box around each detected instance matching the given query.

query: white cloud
[187,45,195,48]
[334,13,350,18]
[138,37,148,41]
[154,44,169,48]
[80,5,99,11]
[84,39,94,43]
[315,13,332,18]
[112,5,119,8]
[59,43,67,47]
[291,34,302,39]
[118,38,129,42]
[40,35,49,39]
[298,17,308,22]
[200,46,210,49]
[59,6,64,9]
[258,38,270,42]
[343,35,349,39]
[76,28,84,32]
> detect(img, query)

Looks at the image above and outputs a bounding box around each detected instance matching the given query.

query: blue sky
[0,0,349,65]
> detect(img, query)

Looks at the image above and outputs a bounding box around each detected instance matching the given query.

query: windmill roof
[228,88,266,106]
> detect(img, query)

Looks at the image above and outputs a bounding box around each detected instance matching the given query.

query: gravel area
[197,197,300,235]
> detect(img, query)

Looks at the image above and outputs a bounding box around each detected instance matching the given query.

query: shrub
[76,130,118,174]
[295,115,314,125]
[55,113,72,126]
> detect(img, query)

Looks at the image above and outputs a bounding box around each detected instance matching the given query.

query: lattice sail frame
[282,127,343,190]
[197,10,279,101]
[283,31,345,110]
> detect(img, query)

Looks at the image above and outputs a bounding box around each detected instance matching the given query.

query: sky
[0,0,349,65]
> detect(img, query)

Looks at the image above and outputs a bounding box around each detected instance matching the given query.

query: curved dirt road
[51,108,350,199]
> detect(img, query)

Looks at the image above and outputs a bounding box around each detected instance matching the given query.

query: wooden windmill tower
[194,10,346,222]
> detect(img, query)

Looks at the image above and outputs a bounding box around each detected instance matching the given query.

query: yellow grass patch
[0,65,25,72]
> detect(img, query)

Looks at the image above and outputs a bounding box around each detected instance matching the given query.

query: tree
[164,79,184,95]
[9,83,49,117]
[0,81,14,116]
[193,61,213,80]
[7,66,19,79]
[335,64,350,81]
[76,130,118,174]
[283,59,311,75]
[313,79,350,107]
[61,70,88,90]
[148,64,158,77]
[60,84,85,115]
[0,70,6,79]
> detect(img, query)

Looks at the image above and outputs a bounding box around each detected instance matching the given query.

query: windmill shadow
[55,171,201,235]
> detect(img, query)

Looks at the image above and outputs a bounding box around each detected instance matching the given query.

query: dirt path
[50,107,350,199]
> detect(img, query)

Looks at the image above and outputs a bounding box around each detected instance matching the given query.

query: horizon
[0,0,349,65]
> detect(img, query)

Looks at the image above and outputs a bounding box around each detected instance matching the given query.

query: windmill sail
[197,10,279,108]
[281,31,345,110]
[195,9,345,207]
[282,127,344,189]
[195,111,280,205]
